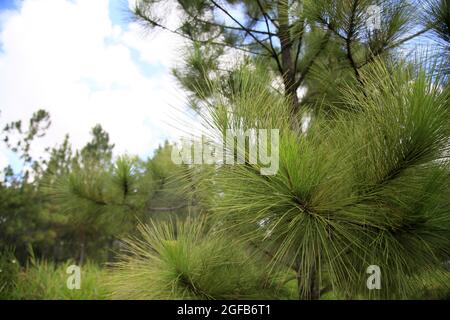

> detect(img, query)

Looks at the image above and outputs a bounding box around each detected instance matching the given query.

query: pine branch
[210,0,274,56]
[293,17,306,76]
[134,9,269,56]
[248,240,298,273]
[318,17,348,41]
[346,0,364,86]
[256,0,283,74]
[183,9,277,36]
[359,27,431,68]
[294,30,331,89]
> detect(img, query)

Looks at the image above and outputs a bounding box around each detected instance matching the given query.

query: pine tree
[109,57,449,299]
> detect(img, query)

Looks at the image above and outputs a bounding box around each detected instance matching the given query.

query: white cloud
[123,0,186,68]
[0,0,191,166]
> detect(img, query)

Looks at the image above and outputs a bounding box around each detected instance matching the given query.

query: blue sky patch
[109,0,130,29]
[128,47,167,78]
[0,0,17,11]
[107,0,166,78]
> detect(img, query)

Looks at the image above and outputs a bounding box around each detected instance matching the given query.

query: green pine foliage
[0,249,20,299]
[108,218,291,300]
[175,58,450,299]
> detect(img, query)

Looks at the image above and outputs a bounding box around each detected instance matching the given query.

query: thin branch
[294,30,331,89]
[346,0,364,86]
[260,5,279,29]
[347,40,362,84]
[318,17,348,41]
[177,0,276,36]
[359,27,431,68]
[388,27,431,50]
[248,241,298,272]
[188,14,277,36]
[210,0,274,56]
[293,17,306,76]
[134,12,269,56]
[256,0,283,74]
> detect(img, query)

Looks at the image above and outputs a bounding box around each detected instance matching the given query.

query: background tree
[79,124,115,167]
[424,0,450,76]
[132,0,426,114]
[0,110,204,266]
[0,110,58,263]
[44,138,204,264]
[1,109,51,182]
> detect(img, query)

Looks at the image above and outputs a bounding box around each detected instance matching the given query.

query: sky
[0,0,193,172]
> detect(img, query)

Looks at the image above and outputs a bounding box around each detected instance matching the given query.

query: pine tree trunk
[308,264,320,300]
[78,232,85,265]
[296,259,321,300]
[277,1,300,115]
[296,264,303,299]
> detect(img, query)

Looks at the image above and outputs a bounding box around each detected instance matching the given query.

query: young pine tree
[109,1,450,300]
[109,58,449,299]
